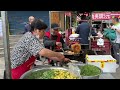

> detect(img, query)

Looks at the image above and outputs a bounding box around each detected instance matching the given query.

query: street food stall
[1,11,119,79]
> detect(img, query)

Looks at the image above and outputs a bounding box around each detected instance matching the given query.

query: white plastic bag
[97,38,104,46]
[68,63,81,78]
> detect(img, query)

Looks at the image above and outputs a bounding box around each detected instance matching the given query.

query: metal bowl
[81,74,100,79]
[20,67,81,79]
[71,64,102,79]
[80,66,102,79]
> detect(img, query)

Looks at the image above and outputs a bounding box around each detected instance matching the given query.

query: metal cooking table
[34,60,116,79]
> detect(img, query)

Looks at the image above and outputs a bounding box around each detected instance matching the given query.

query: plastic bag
[68,63,81,78]
[97,38,104,46]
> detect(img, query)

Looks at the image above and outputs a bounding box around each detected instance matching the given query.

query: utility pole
[1,11,11,79]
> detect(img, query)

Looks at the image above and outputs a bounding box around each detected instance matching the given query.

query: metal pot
[20,67,81,79]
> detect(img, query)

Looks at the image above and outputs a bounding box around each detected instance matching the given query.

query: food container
[20,67,81,79]
[86,55,118,73]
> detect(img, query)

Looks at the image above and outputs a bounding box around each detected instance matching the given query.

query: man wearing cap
[44,23,69,66]
[44,23,68,51]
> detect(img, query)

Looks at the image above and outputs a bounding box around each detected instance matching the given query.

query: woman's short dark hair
[30,19,48,32]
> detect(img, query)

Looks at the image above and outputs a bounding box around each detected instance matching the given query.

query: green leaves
[26,69,78,79]
[80,65,101,76]
[41,70,55,79]
[26,70,55,79]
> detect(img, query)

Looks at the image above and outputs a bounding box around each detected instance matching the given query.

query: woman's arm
[49,57,61,61]
[39,48,65,61]
[29,38,65,61]
[49,57,70,62]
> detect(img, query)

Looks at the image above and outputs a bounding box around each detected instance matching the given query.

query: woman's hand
[49,55,70,62]
[63,58,70,62]
[57,52,65,60]
[49,52,65,61]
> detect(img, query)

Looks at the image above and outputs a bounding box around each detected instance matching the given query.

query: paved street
[0,57,5,79]
[112,67,120,79]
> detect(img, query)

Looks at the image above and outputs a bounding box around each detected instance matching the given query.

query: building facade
[7,11,50,35]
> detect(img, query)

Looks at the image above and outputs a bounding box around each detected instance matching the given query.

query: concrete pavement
[0,57,5,79]
[112,67,120,79]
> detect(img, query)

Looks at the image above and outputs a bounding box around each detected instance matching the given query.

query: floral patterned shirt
[10,32,44,69]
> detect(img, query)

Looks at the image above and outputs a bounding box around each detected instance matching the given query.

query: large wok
[62,50,96,63]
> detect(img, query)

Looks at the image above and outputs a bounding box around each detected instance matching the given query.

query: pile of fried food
[66,51,75,55]
[64,43,81,55]
[71,43,81,54]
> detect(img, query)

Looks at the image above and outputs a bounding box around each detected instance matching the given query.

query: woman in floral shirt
[10,19,69,79]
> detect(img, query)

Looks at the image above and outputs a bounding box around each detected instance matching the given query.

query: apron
[11,56,36,79]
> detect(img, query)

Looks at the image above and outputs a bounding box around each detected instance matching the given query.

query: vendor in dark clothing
[23,16,35,34]
[43,23,69,66]
[75,16,90,49]
[44,23,69,51]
